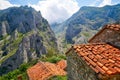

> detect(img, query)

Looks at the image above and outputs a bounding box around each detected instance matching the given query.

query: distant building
[89,24,120,47]
[66,24,120,80]
[27,60,66,80]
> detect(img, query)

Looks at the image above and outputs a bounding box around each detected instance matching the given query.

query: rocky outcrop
[17,33,47,62]
[0,6,48,35]
[0,6,57,75]
[0,21,9,36]
[0,33,47,75]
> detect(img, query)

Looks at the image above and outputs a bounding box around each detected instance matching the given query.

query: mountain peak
[0,6,44,36]
[0,6,57,75]
[53,4,120,44]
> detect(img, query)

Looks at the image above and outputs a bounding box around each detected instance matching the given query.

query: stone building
[89,24,120,47]
[66,24,120,80]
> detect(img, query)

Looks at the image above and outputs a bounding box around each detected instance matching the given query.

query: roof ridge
[38,61,53,73]
[73,43,108,46]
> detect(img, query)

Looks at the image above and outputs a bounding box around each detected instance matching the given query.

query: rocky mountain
[0,6,57,75]
[55,4,120,44]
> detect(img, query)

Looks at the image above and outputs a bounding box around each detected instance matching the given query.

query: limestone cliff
[0,6,57,75]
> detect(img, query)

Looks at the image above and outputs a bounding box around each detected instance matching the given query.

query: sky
[0,0,120,23]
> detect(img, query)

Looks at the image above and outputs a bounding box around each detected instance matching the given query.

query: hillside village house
[66,24,120,80]
[27,60,66,80]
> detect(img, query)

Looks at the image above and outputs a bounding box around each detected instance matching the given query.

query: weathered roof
[73,43,120,75]
[106,24,120,31]
[27,60,67,80]
[56,60,67,70]
[89,24,120,42]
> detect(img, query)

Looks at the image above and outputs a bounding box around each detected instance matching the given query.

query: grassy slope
[0,33,24,64]
[0,49,67,80]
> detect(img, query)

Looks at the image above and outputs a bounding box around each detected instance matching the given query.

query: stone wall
[66,49,99,80]
[89,29,120,48]
[101,74,120,80]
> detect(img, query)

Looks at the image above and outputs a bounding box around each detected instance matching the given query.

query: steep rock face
[0,6,45,35]
[66,4,120,43]
[54,4,120,44]
[0,33,47,75]
[0,21,9,36]
[0,6,57,75]
[17,33,47,62]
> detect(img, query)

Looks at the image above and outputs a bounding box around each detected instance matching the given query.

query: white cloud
[89,0,101,6]
[99,0,112,7]
[29,0,79,23]
[0,0,19,10]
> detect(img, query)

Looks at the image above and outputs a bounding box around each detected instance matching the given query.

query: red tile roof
[73,43,120,75]
[27,60,67,80]
[56,60,67,70]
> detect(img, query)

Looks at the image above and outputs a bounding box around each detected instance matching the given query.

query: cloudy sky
[0,0,120,23]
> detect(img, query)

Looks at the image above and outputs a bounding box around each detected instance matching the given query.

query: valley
[0,3,120,80]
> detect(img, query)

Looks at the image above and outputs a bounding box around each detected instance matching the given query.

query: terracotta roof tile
[106,24,120,31]
[102,66,109,71]
[114,67,120,72]
[88,54,94,59]
[56,60,67,70]
[90,65,99,73]
[73,43,120,75]
[89,59,96,67]
[107,70,113,75]
[97,62,103,67]
[27,60,67,80]
[96,66,106,74]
